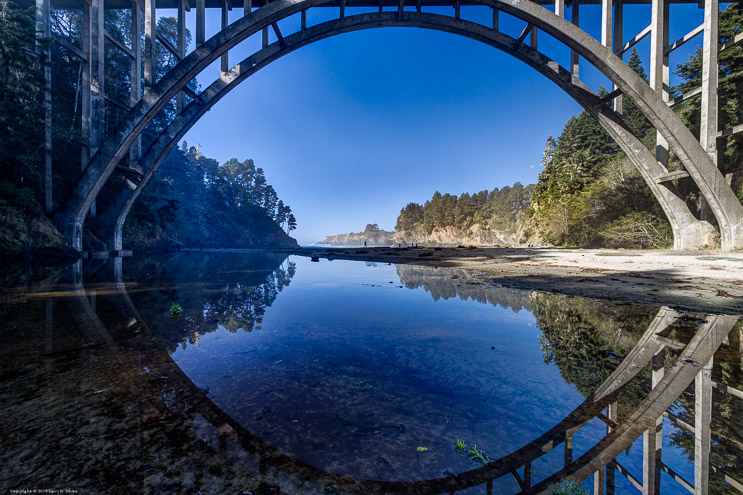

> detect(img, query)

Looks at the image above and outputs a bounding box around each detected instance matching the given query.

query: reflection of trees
[124,252,296,352]
[395,265,532,313]
[665,321,743,494]
[531,292,658,421]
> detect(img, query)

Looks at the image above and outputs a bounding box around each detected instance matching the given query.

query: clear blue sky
[159,2,709,244]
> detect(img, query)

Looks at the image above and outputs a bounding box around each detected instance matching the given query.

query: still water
[0,251,741,494]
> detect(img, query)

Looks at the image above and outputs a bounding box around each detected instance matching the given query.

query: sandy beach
[283,246,743,314]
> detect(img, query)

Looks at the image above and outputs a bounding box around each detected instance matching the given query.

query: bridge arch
[56,0,743,251]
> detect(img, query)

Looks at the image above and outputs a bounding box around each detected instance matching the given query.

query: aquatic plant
[549,480,589,495]
[456,438,466,453]
[170,303,183,318]
[467,444,491,465]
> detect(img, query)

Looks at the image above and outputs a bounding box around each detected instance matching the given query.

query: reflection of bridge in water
[67,258,742,494]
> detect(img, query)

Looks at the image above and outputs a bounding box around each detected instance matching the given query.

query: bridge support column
[222,0,230,73]
[570,0,579,81]
[130,0,142,167]
[694,357,712,495]
[613,0,623,113]
[699,0,718,223]
[89,0,105,218]
[144,0,156,89]
[643,346,664,495]
[177,0,187,112]
[650,0,670,169]
[35,0,52,214]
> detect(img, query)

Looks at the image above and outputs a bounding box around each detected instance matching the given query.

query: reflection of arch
[54,0,743,252]
[85,258,737,494]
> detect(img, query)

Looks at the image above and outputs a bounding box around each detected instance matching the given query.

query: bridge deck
[38,0,718,11]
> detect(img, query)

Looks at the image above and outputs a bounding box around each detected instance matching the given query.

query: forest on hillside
[396,5,743,249]
[396,183,534,236]
[0,3,296,255]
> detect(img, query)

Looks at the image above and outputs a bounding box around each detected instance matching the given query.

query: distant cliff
[321,229,396,247]
[393,224,526,247]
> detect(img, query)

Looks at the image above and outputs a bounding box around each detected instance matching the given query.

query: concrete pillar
[571,0,580,81]
[177,0,186,112]
[650,0,670,168]
[262,26,269,48]
[81,0,91,170]
[555,0,564,17]
[130,0,142,166]
[492,6,499,31]
[221,0,229,73]
[699,0,719,222]
[643,346,665,495]
[35,0,52,213]
[144,0,156,89]
[530,26,538,49]
[613,0,623,113]
[89,0,105,218]
[694,357,713,495]
[244,0,252,17]
[600,0,612,49]
[196,0,205,45]
[606,401,618,495]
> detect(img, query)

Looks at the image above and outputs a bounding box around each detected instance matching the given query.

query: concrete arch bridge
[32,0,743,251]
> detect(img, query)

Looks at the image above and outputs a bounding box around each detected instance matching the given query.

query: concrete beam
[650,0,669,168]
[130,0,141,167]
[36,0,52,213]
[694,357,713,495]
[144,0,156,88]
[177,0,186,111]
[699,0,718,222]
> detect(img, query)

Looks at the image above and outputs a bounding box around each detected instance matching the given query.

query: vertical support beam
[196,0,205,46]
[650,0,670,169]
[262,26,269,48]
[244,0,252,16]
[144,0,156,89]
[530,26,538,49]
[601,0,612,48]
[643,347,665,495]
[699,0,719,221]
[564,431,573,466]
[454,0,460,19]
[492,6,499,31]
[606,401,618,495]
[613,0,623,113]
[570,0,580,81]
[555,0,564,17]
[130,0,141,166]
[341,0,346,18]
[81,0,91,170]
[35,0,52,213]
[301,9,306,29]
[177,0,186,111]
[90,0,105,218]
[694,357,713,495]
[221,0,229,73]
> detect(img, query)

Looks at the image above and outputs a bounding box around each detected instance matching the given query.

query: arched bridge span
[43,0,743,251]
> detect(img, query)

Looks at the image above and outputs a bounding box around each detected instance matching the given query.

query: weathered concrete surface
[56,0,743,251]
[96,12,713,252]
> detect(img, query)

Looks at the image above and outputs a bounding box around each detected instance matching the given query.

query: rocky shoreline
[281,246,743,315]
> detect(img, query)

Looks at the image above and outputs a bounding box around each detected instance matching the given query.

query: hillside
[320,224,395,246]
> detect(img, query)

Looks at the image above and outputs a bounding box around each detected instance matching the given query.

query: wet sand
[281,246,743,314]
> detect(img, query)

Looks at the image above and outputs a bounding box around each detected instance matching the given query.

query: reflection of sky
[169,257,611,482]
